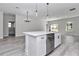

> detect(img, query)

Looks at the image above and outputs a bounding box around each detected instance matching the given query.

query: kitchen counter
[23,31,61,56]
[23,31,57,36]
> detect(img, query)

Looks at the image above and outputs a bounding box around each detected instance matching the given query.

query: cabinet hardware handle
[58,36,59,39]
[41,37,44,39]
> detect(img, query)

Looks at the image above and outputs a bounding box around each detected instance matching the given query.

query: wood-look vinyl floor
[0,36,25,56]
[0,35,79,56]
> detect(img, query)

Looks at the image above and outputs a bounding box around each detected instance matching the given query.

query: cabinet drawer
[38,35,46,40]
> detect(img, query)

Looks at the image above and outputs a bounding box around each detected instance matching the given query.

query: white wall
[40,20,48,31]
[48,16,79,36]
[0,11,3,39]
[15,14,45,36]
[3,13,45,37]
[3,14,8,36]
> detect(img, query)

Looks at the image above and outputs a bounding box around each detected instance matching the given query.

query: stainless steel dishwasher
[46,33,54,55]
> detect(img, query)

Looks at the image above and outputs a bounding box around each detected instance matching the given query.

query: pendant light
[46,3,49,18]
[24,10,31,22]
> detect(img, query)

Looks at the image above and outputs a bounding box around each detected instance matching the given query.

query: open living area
[0,2,79,56]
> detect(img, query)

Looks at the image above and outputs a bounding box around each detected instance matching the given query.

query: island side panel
[25,34,29,55]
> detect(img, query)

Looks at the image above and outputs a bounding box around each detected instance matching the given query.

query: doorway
[8,21,15,36]
[3,13,16,38]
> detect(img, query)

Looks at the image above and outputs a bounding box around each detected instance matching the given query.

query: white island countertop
[23,31,57,36]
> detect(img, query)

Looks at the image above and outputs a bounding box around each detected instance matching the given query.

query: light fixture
[46,3,49,18]
[24,10,31,22]
[35,9,38,16]
[35,4,38,16]
[69,8,76,11]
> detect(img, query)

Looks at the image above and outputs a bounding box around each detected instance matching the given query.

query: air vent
[69,8,76,11]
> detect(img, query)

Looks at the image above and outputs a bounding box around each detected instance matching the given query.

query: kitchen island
[23,31,61,56]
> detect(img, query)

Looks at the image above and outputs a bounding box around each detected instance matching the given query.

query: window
[8,22,11,28]
[50,24,58,32]
[66,22,72,31]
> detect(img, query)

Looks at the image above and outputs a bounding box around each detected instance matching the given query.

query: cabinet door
[55,33,61,48]
[37,35,46,56]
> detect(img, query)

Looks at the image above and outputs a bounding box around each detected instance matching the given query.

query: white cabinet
[25,35,46,56]
[54,33,61,48]
[37,35,46,56]
[24,32,61,56]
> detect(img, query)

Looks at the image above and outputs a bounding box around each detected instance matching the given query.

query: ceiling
[0,3,79,20]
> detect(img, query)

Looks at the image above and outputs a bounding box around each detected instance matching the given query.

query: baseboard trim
[16,34,24,37]
[73,34,79,36]
[67,34,79,36]
[0,37,3,39]
[64,33,79,36]
[3,35,8,37]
